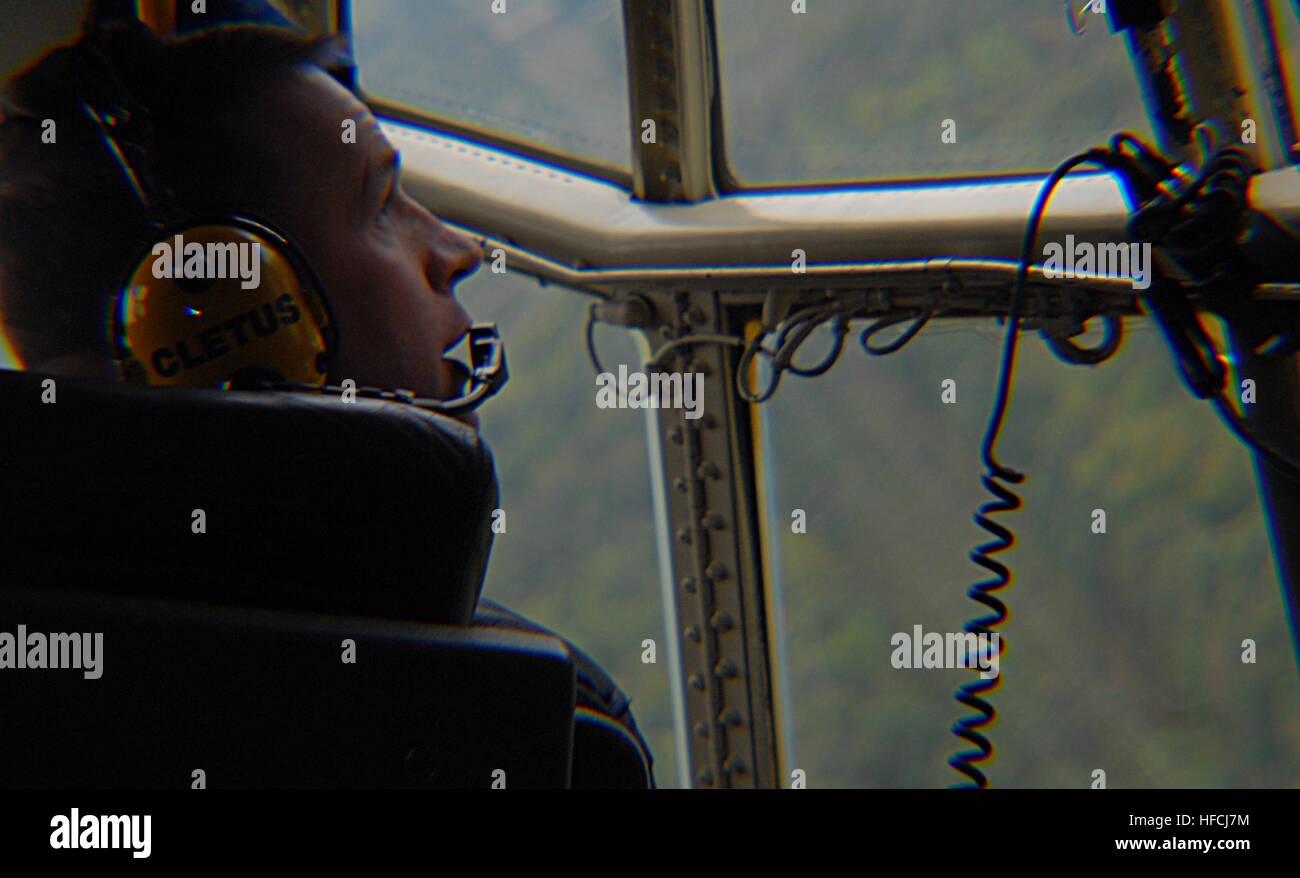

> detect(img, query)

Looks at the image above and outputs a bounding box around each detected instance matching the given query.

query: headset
[74,25,507,417]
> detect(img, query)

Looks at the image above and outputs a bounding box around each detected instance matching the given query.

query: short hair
[0,20,342,369]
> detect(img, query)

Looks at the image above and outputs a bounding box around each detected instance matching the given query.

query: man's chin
[451,409,480,430]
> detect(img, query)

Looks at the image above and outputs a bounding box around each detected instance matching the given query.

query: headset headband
[75,26,179,225]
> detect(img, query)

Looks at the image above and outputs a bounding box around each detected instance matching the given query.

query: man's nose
[425,221,483,294]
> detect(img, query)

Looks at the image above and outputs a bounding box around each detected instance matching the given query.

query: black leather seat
[0,369,496,624]
[0,585,576,788]
[0,368,581,787]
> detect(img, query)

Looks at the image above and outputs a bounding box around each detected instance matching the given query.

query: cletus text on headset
[150,233,261,290]
[149,293,302,378]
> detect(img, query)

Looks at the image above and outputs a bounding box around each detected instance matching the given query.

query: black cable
[585,302,609,377]
[784,316,849,377]
[775,304,835,354]
[980,148,1110,480]
[1041,314,1124,366]
[588,303,751,393]
[738,303,855,402]
[861,302,935,356]
[1211,394,1300,484]
[645,333,747,371]
[1122,132,1300,484]
[949,148,1110,789]
[773,305,841,373]
[1174,124,1220,210]
[743,290,937,398]
[737,334,780,403]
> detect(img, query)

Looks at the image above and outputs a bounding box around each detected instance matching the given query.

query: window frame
[343,0,1300,790]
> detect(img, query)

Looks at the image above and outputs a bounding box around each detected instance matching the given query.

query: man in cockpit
[0,11,652,786]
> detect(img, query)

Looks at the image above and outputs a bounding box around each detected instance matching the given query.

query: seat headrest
[0,369,498,625]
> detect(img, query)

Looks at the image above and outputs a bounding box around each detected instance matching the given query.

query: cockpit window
[351,0,631,170]
[765,315,1300,786]
[715,0,1156,184]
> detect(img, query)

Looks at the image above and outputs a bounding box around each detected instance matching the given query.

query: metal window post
[623,0,788,786]
[1117,0,1300,671]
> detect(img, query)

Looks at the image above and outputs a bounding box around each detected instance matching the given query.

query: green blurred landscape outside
[349,0,1300,788]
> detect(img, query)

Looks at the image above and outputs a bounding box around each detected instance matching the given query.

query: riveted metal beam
[622,0,719,202]
[643,291,781,788]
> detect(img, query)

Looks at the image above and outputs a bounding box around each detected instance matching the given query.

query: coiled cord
[949,148,1111,788]
[948,472,1019,788]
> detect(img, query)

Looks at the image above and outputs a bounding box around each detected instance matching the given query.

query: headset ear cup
[80,78,338,386]
[112,218,334,388]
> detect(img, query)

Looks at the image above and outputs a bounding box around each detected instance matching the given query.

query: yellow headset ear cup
[113,222,332,387]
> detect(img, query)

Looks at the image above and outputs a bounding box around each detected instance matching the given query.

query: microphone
[414,323,509,416]
[224,322,509,417]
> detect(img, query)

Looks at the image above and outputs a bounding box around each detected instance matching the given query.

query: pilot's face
[236,66,484,426]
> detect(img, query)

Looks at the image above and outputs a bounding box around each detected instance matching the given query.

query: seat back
[0,369,583,787]
[0,586,575,788]
[0,369,497,625]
